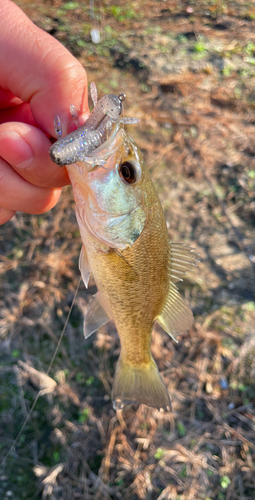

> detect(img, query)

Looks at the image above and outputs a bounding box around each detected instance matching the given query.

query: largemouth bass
[50,87,197,410]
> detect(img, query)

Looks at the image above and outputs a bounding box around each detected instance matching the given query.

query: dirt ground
[1,1,255,499]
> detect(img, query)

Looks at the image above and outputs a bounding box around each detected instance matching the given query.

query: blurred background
[1,1,255,499]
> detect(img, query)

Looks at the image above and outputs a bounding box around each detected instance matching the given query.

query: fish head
[67,129,149,249]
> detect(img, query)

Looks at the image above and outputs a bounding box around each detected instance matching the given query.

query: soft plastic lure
[49,82,139,166]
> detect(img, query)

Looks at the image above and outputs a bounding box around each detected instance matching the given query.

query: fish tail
[112,356,171,411]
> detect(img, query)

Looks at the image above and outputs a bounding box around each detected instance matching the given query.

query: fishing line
[0,276,81,470]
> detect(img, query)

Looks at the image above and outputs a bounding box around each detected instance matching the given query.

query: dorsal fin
[170,243,198,283]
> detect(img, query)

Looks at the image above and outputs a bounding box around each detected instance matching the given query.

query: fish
[50,86,198,410]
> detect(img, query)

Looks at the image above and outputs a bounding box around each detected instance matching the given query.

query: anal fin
[157,282,194,342]
[84,292,110,338]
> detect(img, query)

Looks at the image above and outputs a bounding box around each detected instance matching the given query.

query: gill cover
[71,130,147,250]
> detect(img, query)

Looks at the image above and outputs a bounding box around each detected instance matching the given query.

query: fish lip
[83,125,123,172]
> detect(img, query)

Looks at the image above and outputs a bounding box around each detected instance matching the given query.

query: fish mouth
[84,125,123,172]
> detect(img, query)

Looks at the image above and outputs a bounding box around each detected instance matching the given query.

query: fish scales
[50,88,198,410]
[83,183,169,367]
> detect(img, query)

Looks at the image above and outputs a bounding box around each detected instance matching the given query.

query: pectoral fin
[84,292,110,338]
[79,245,90,288]
[104,249,138,282]
[157,282,194,342]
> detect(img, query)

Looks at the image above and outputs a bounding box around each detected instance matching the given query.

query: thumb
[0,0,88,137]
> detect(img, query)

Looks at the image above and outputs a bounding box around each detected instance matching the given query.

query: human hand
[0,0,89,225]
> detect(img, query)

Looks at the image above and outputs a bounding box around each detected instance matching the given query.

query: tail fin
[112,357,171,411]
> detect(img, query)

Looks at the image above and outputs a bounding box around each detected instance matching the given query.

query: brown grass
[1,1,255,499]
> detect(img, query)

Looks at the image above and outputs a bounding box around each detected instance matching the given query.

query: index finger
[0,0,89,137]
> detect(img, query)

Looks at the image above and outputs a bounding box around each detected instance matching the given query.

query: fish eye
[119,161,141,185]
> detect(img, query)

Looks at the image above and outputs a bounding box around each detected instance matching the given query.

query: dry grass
[1,1,255,499]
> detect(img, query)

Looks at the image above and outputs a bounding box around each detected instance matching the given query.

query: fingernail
[0,131,34,168]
